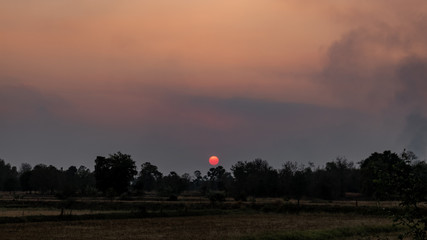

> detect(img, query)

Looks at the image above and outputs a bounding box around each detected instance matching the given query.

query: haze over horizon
[1,0,427,174]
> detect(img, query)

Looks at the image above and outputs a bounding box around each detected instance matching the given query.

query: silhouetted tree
[30,164,60,194]
[279,161,298,197]
[291,166,312,205]
[360,151,405,200]
[312,157,358,200]
[19,163,32,192]
[191,170,203,191]
[206,166,232,192]
[231,159,279,199]
[134,162,162,193]
[94,152,137,195]
[158,171,188,197]
[76,166,96,195]
[0,159,19,192]
[398,157,427,240]
[57,166,79,198]
[181,173,192,191]
[361,150,427,239]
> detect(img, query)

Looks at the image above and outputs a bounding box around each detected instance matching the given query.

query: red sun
[209,156,219,166]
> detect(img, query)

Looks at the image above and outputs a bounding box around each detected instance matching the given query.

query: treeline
[0,161,95,198]
[0,150,426,202]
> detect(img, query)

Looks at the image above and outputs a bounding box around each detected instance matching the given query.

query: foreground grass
[240,225,404,240]
[0,212,399,240]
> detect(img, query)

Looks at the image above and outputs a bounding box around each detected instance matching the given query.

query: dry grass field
[0,212,398,240]
[0,207,130,217]
[0,193,414,239]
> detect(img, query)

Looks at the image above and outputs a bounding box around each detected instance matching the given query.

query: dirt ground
[0,212,395,240]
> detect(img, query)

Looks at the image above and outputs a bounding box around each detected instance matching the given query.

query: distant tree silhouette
[292,170,307,205]
[181,173,192,192]
[76,166,96,195]
[279,161,298,197]
[191,170,208,194]
[30,164,60,194]
[19,163,32,193]
[0,148,424,213]
[206,166,232,193]
[158,171,187,197]
[0,159,19,192]
[231,159,279,199]
[280,162,314,205]
[56,166,80,198]
[361,150,427,239]
[309,157,359,200]
[360,151,405,200]
[134,162,162,193]
[94,152,137,195]
[399,157,427,240]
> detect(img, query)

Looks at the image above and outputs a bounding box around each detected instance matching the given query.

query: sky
[1,0,427,174]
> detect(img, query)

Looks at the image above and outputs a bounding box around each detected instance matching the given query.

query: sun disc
[209,156,219,166]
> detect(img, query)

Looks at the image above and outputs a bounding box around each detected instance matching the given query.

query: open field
[0,207,129,217]
[0,212,400,240]
[0,193,418,239]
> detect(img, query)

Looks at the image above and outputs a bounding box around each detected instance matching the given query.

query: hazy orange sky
[1,0,427,173]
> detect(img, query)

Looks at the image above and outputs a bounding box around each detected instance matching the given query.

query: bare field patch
[0,212,395,240]
[0,207,130,217]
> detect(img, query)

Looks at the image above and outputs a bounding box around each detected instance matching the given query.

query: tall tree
[291,169,308,205]
[0,159,19,191]
[0,159,19,192]
[158,171,187,196]
[207,166,232,192]
[94,152,137,195]
[359,150,405,200]
[30,164,60,194]
[76,166,95,195]
[19,163,32,193]
[191,170,203,191]
[57,166,79,198]
[316,157,358,199]
[279,161,298,197]
[135,162,162,192]
[231,159,279,198]
[362,150,427,239]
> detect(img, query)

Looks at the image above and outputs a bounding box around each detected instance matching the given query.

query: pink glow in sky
[1,0,427,172]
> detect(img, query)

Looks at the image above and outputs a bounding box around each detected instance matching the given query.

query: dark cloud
[320,26,403,110]
[317,14,427,158]
[394,57,427,157]
[396,57,427,112]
